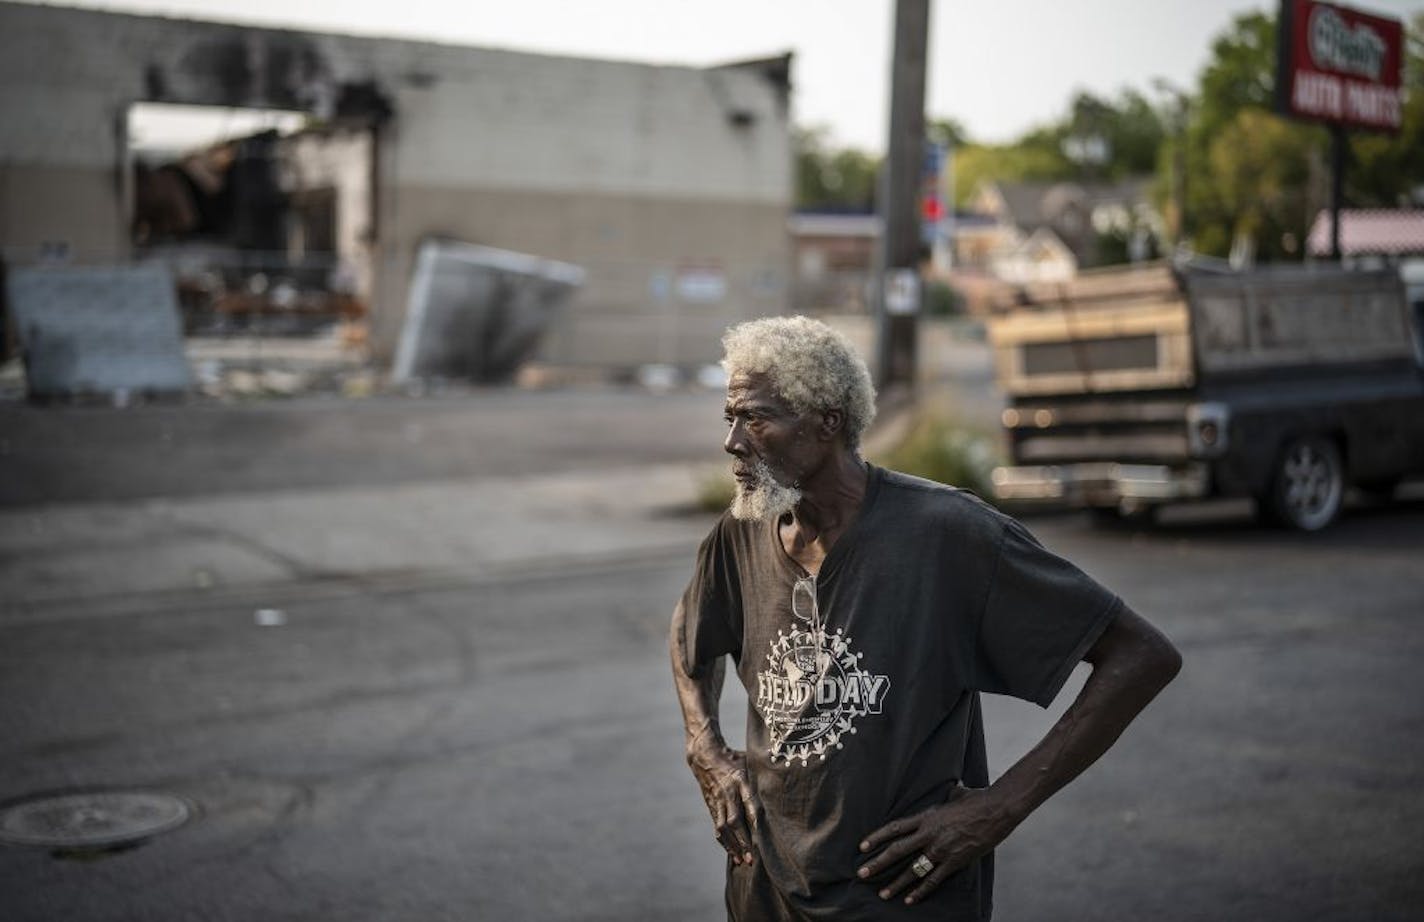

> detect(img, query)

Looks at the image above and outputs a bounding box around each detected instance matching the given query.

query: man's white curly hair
[721,315,877,451]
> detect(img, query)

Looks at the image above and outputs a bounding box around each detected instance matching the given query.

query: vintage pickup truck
[986,262,1424,530]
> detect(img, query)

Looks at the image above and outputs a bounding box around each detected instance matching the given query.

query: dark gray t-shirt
[679,466,1121,921]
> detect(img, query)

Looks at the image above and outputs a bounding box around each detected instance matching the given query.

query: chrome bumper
[991,462,1210,505]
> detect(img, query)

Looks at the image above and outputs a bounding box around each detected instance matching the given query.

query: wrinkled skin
[687,722,758,866]
[723,371,826,521]
[855,784,1007,904]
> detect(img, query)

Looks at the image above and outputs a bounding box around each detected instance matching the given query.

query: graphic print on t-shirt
[755,625,891,766]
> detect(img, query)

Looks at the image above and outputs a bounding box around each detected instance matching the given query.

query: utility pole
[874,0,930,393]
[1329,123,1346,262]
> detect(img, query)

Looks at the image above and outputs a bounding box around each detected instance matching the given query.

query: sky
[33,0,1424,151]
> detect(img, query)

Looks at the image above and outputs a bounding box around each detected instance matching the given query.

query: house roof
[947,211,999,230]
[1012,226,1078,262]
[1306,209,1424,257]
[789,210,1000,240]
[984,179,1152,231]
[788,212,881,238]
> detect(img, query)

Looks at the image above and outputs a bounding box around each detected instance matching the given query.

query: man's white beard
[730,460,802,522]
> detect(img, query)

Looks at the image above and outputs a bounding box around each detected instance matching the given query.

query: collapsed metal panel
[392,241,585,384]
[6,265,192,399]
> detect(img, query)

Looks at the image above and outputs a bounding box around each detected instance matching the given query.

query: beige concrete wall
[383,52,788,203]
[0,163,125,261]
[378,183,789,366]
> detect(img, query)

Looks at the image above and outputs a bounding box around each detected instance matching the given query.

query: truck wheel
[1269,436,1344,531]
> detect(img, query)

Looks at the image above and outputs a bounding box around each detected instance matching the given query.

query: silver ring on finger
[912,855,934,878]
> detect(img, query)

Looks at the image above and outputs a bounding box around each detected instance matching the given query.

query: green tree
[1182,10,1424,259]
[1059,91,1163,178]
[1182,11,1327,259]
[1349,13,1424,207]
[1208,108,1322,259]
[1099,90,1166,177]
[946,90,1164,207]
[928,116,970,148]
[795,126,879,211]
[951,140,1074,207]
[1195,11,1277,140]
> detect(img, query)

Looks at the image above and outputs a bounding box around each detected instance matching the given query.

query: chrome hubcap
[1282,444,1338,521]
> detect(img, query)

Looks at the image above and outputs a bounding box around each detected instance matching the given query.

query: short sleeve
[971,518,1121,706]
[678,517,745,677]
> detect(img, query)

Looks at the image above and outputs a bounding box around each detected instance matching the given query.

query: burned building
[0,2,793,369]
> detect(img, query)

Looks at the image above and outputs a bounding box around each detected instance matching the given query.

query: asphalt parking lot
[1,392,1421,921]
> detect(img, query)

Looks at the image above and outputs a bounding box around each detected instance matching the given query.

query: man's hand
[687,737,758,866]
[670,603,757,867]
[855,785,1009,905]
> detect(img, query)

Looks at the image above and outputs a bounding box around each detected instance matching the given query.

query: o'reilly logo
[1309,5,1387,81]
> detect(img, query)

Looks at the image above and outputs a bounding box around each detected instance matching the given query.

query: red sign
[1277,0,1404,133]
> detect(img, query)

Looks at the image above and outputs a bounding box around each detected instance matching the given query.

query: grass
[871,415,1002,503]
[695,468,738,513]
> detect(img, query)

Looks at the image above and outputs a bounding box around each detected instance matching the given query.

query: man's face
[722,372,818,522]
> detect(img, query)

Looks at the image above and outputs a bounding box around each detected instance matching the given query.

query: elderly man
[670,316,1181,921]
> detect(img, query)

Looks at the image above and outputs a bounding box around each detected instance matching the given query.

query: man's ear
[819,408,846,441]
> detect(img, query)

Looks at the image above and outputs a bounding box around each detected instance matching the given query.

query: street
[2,389,1423,921]
[0,389,724,508]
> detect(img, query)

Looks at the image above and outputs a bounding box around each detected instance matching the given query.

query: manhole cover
[0,791,192,849]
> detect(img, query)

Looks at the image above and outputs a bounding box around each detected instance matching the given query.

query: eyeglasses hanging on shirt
[791,575,826,676]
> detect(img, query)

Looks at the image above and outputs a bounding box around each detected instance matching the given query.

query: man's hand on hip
[855,785,1010,905]
[688,739,758,866]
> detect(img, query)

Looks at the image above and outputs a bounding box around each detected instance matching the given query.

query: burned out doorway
[125,102,377,392]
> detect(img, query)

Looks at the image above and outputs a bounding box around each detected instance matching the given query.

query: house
[788,209,1026,315]
[787,211,879,315]
[968,178,1162,275]
[988,226,1079,285]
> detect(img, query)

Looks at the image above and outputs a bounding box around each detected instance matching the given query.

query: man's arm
[857,604,1182,905]
[670,600,758,866]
